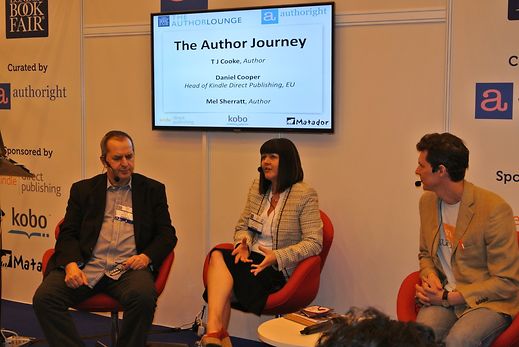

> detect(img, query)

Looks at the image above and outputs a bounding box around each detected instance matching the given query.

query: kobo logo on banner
[5,0,48,39]
[475,83,513,120]
[7,207,50,240]
[0,83,11,109]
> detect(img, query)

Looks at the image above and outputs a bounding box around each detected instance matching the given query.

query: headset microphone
[257,167,262,173]
[415,180,422,187]
[112,172,120,183]
[104,158,120,183]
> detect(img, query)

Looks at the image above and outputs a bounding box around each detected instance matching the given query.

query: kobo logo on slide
[475,82,513,120]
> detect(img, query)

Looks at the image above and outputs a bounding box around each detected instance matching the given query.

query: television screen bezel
[150,2,335,133]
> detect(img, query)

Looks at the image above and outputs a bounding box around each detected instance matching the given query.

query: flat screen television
[151,2,334,133]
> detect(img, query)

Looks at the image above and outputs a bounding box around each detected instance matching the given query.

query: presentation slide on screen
[152,4,333,130]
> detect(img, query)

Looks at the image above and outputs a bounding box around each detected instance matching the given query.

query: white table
[257,317,320,347]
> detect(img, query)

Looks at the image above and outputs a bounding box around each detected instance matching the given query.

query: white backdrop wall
[0,0,469,341]
[82,0,448,339]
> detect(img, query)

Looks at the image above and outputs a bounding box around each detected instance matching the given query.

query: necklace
[268,192,280,215]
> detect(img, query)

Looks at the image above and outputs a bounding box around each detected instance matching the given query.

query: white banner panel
[0,0,81,303]
[450,0,519,229]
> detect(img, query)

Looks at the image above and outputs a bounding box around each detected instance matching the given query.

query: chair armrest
[491,314,519,347]
[396,271,421,322]
[264,255,321,314]
[154,250,175,295]
[41,249,55,277]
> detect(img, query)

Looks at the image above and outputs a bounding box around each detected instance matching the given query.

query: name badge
[248,213,263,234]
[115,204,133,224]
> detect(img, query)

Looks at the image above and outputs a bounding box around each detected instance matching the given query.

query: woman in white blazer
[202,138,323,347]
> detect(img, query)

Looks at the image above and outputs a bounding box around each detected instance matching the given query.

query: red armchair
[203,210,334,315]
[41,219,175,347]
[396,233,519,347]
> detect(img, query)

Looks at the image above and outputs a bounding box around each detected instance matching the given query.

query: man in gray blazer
[33,130,177,347]
[414,132,519,347]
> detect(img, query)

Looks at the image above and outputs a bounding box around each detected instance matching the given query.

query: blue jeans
[417,305,511,347]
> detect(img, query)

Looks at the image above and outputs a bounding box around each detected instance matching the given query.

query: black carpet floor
[0,300,267,347]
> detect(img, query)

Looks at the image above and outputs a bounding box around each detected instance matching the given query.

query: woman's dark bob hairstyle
[259,138,304,194]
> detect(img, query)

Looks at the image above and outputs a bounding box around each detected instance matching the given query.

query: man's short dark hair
[416,132,469,182]
[259,138,304,194]
[316,307,439,347]
[100,130,135,159]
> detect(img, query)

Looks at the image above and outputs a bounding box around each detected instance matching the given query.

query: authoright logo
[475,83,513,120]
[0,83,11,109]
[0,83,67,110]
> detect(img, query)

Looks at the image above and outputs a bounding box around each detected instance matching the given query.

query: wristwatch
[441,289,450,308]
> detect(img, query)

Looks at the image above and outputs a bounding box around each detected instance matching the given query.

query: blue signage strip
[161,0,208,12]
